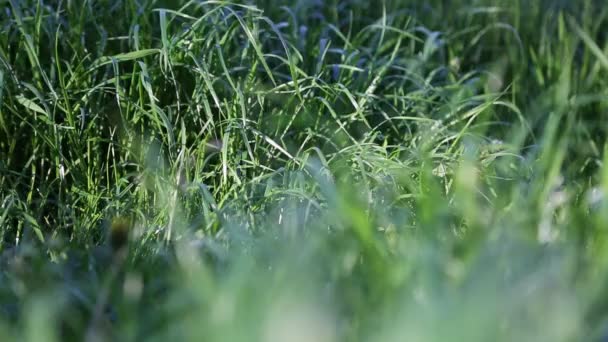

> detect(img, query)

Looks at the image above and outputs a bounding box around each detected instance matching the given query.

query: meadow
[1,0,608,340]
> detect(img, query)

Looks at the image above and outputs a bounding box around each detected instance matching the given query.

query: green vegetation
[1,0,608,340]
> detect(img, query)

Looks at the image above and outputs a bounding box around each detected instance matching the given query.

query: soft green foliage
[1,0,608,341]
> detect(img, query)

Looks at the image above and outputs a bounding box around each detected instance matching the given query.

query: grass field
[1,0,608,341]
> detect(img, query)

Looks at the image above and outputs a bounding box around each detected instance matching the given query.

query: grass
[1,0,608,340]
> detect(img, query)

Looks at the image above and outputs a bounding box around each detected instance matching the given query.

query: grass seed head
[110,217,131,252]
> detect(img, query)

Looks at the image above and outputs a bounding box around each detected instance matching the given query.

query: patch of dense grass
[1,0,608,340]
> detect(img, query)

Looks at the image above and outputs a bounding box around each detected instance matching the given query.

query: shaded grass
[1,0,608,341]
